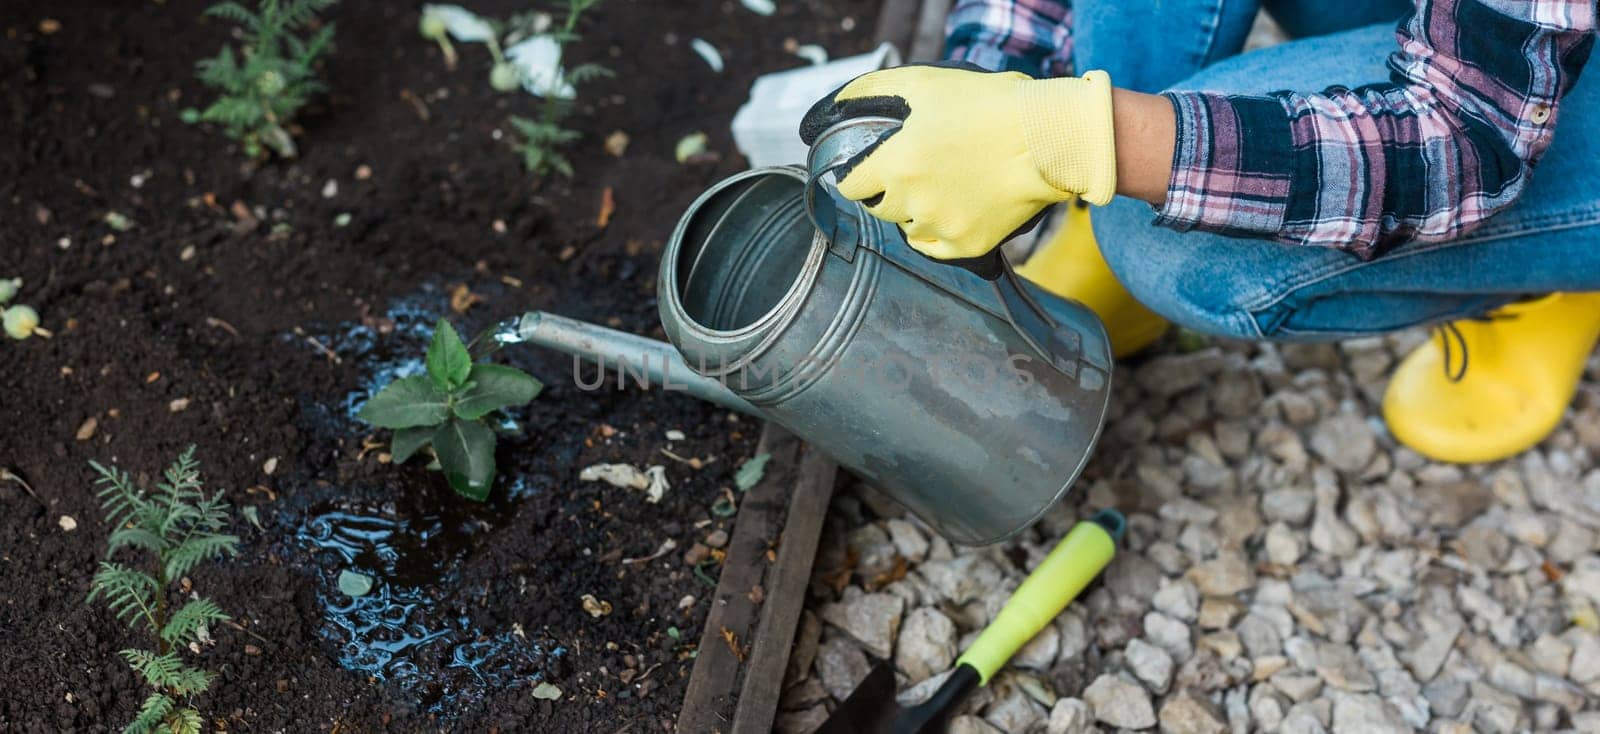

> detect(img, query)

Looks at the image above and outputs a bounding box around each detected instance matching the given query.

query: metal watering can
[507,119,1113,545]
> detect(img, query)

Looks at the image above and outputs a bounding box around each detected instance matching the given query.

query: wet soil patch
[0,0,876,729]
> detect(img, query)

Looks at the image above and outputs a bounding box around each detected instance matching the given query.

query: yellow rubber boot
[1016,202,1169,358]
[1383,292,1600,464]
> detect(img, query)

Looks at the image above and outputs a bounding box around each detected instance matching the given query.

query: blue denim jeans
[1071,0,1600,341]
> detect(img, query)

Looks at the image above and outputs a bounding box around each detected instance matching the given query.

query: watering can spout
[495,311,760,416]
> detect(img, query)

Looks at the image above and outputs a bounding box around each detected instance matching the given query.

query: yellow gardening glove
[799,62,1117,262]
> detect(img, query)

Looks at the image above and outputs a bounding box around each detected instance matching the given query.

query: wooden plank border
[676,426,834,733]
[729,439,838,734]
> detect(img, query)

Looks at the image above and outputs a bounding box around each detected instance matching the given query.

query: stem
[155,560,170,656]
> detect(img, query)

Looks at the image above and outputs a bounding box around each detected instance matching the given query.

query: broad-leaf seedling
[87,447,240,734]
[358,319,542,500]
[191,0,338,158]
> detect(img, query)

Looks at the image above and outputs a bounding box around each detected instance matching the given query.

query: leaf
[433,419,496,501]
[357,375,449,428]
[453,364,542,420]
[128,692,175,734]
[161,598,230,644]
[734,453,771,492]
[426,320,473,392]
[338,569,374,597]
[390,426,434,464]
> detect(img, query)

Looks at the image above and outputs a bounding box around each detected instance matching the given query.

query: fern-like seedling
[192,0,338,158]
[87,447,240,734]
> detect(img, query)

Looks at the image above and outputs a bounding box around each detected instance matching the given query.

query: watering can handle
[804,118,1085,376]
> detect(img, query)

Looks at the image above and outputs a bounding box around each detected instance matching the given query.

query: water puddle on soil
[296,498,563,712]
[289,288,562,713]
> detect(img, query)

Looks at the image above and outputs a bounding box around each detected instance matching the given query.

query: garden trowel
[817,509,1124,734]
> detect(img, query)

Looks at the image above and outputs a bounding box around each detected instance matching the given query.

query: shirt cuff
[1153,90,1293,238]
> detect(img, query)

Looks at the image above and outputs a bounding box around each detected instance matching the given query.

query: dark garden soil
[0,0,878,730]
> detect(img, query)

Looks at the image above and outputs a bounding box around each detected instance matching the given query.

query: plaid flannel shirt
[946,0,1597,259]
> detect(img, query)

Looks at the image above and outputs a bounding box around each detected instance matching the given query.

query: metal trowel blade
[816,663,901,734]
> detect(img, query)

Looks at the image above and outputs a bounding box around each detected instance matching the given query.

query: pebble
[984,686,1045,733]
[1083,673,1156,729]
[885,518,929,563]
[1157,689,1228,734]
[1125,638,1174,693]
[945,715,1002,734]
[1261,487,1316,526]
[895,607,956,683]
[1012,620,1059,671]
[1186,552,1256,596]
[1263,522,1302,565]
[815,637,870,701]
[1198,596,1246,630]
[1152,579,1199,622]
[1045,697,1092,734]
[820,591,904,659]
[1308,411,1375,473]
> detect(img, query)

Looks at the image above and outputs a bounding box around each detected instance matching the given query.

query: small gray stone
[1315,643,1376,692]
[1157,689,1227,734]
[1309,411,1376,474]
[946,714,1003,734]
[1126,638,1175,693]
[1145,611,1194,661]
[1135,349,1229,397]
[1046,697,1092,734]
[917,555,1004,606]
[1247,685,1288,730]
[1263,523,1302,566]
[1262,488,1316,525]
[885,518,929,564]
[1400,617,1460,682]
[1236,615,1283,659]
[1309,480,1358,558]
[848,524,900,580]
[984,685,1046,733]
[1567,631,1600,683]
[1013,619,1060,671]
[1197,597,1246,630]
[1083,673,1157,729]
[1456,524,1510,569]
[1056,611,1090,662]
[1330,691,1408,733]
[1186,552,1256,596]
[1279,700,1330,734]
[816,636,872,701]
[1270,672,1323,703]
[821,591,904,660]
[1152,580,1200,622]
[895,607,957,684]
[1527,633,1572,678]
[1423,678,1469,718]
[1106,553,1166,602]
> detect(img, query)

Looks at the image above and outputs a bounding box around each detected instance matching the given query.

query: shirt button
[1531,104,1552,124]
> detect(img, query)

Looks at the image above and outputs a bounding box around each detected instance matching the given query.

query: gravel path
[779,334,1600,733]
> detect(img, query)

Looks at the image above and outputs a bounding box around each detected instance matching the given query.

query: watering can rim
[660,166,830,374]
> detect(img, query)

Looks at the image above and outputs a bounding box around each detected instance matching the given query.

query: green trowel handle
[955,509,1123,685]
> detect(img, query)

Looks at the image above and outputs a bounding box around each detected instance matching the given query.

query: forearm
[1110,88,1176,207]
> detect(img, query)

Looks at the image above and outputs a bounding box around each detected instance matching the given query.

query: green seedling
[358,319,542,500]
[193,0,337,158]
[87,447,240,734]
[418,7,457,68]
